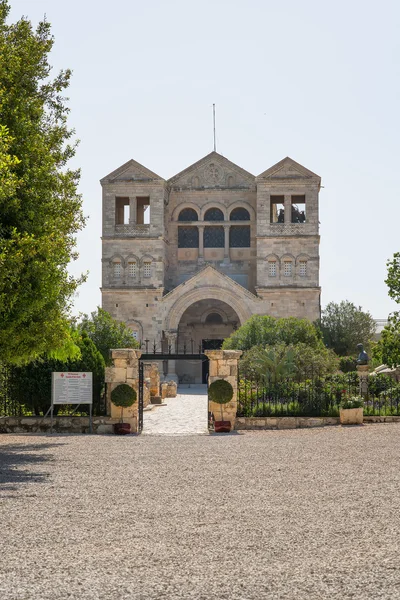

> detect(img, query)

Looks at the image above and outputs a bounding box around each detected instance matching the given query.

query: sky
[9,0,400,319]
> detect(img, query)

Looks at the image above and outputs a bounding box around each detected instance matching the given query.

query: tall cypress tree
[0,1,85,363]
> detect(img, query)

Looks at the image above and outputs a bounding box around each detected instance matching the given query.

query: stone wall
[0,416,121,434]
[235,416,400,430]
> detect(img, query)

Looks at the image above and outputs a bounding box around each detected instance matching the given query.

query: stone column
[105,349,142,432]
[129,197,137,224]
[357,364,370,395]
[223,224,230,264]
[198,225,204,264]
[284,194,292,224]
[165,331,178,383]
[205,350,242,429]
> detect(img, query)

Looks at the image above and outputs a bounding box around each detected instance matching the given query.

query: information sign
[52,372,93,405]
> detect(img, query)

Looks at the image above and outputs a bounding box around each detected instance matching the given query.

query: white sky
[9,0,400,319]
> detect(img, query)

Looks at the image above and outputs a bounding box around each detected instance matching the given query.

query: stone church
[101,151,321,382]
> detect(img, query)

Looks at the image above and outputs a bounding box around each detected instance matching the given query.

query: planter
[214,420,231,433]
[339,407,363,425]
[113,422,131,435]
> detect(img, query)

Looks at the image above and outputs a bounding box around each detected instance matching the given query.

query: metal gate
[138,360,144,433]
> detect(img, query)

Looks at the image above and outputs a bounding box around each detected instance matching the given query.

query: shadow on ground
[0,441,63,494]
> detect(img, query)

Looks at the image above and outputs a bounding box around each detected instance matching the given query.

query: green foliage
[339,356,357,373]
[78,308,139,365]
[8,331,105,416]
[208,380,233,404]
[222,315,323,352]
[240,343,338,380]
[385,252,400,306]
[0,2,85,364]
[341,396,363,409]
[367,373,395,396]
[320,301,376,356]
[111,384,137,408]
[373,316,400,368]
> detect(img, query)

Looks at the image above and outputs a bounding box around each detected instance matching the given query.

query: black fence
[237,369,400,418]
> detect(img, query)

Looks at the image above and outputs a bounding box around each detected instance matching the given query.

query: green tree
[320,301,376,356]
[0,2,85,364]
[9,331,105,416]
[78,308,139,365]
[373,253,400,368]
[222,315,323,351]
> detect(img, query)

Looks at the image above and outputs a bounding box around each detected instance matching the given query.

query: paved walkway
[143,384,209,435]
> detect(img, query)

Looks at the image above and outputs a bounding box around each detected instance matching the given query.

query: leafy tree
[222,315,323,351]
[320,301,376,356]
[373,253,400,368]
[78,307,139,365]
[239,342,338,380]
[9,331,105,416]
[0,2,85,364]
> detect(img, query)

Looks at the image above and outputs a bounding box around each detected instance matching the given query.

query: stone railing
[114,224,150,236]
[263,223,317,236]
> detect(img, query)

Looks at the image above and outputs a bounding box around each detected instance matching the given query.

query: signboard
[52,372,93,405]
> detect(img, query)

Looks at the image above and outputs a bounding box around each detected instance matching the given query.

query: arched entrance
[176,299,241,384]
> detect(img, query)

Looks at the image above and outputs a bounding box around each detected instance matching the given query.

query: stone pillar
[357,364,370,395]
[105,349,142,432]
[205,350,242,429]
[165,331,178,383]
[144,362,160,399]
[284,194,292,224]
[129,197,137,224]
[223,224,230,264]
[198,226,204,264]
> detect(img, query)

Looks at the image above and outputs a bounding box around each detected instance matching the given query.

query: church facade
[101,151,321,382]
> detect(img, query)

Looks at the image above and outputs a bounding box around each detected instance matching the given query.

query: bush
[208,380,233,404]
[222,315,323,351]
[111,384,137,407]
[341,396,363,409]
[339,356,357,373]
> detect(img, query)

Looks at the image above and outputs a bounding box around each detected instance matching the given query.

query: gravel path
[143,385,208,435]
[1,425,400,599]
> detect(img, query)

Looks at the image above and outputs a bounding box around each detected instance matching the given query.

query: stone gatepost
[105,349,142,433]
[205,350,242,429]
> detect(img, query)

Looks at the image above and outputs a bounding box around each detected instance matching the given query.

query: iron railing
[237,369,400,418]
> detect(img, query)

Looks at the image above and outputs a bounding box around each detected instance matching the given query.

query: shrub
[339,356,357,373]
[341,396,363,409]
[111,384,137,407]
[208,379,233,404]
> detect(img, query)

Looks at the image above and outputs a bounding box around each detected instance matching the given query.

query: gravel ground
[1,425,400,599]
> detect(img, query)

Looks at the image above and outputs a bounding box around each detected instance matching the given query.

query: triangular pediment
[257,157,320,182]
[100,159,164,184]
[168,152,255,188]
[162,265,260,304]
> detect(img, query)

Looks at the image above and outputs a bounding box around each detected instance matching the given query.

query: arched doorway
[176,299,240,384]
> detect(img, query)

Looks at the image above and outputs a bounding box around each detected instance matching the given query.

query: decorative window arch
[281,254,295,278]
[204,207,224,221]
[200,307,228,324]
[178,208,198,222]
[126,320,143,342]
[109,254,125,279]
[230,207,250,221]
[140,255,154,279]
[205,312,224,325]
[126,254,140,279]
[296,254,310,277]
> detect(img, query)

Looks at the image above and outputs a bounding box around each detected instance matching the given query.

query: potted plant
[208,379,234,433]
[111,384,137,434]
[340,395,364,425]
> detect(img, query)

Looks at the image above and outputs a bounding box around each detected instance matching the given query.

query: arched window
[204,207,224,221]
[230,207,250,221]
[205,313,223,324]
[229,226,250,248]
[178,208,198,222]
[178,226,199,248]
[204,226,224,247]
[113,262,121,278]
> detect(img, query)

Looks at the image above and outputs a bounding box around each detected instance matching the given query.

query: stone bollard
[205,350,242,430]
[105,349,142,433]
[356,364,370,395]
